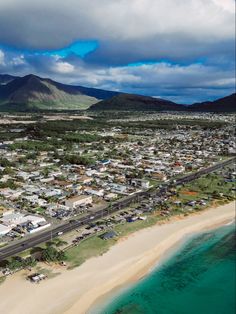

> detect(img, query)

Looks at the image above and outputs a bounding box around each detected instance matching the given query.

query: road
[0,157,235,261]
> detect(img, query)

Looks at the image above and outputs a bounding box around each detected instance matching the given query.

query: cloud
[0,46,234,103]
[0,0,235,103]
[0,50,5,65]
[0,1,234,50]
[53,61,75,74]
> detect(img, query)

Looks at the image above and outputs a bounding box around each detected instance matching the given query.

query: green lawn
[66,236,116,269]
[113,216,163,236]
[34,207,45,214]
[178,173,235,200]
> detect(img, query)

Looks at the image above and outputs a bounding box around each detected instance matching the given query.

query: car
[57,231,63,236]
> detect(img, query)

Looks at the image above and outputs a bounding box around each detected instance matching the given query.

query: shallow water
[90,223,236,314]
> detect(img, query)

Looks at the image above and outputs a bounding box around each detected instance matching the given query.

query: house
[65,195,92,208]
[0,224,11,236]
[104,192,117,201]
[99,159,111,165]
[1,213,25,227]
[78,176,93,184]
[24,215,46,226]
[109,183,127,194]
[130,179,150,189]
[23,195,47,206]
[85,188,104,197]
[43,189,62,198]
[0,188,23,200]
[100,231,117,240]
[1,212,47,228]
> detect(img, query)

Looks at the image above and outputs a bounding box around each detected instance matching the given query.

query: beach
[0,201,235,314]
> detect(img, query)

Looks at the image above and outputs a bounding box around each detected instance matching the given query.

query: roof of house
[66,194,92,202]
[100,231,117,240]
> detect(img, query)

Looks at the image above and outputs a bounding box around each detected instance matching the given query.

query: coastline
[0,201,235,314]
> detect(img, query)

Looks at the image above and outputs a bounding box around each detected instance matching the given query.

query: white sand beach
[0,202,235,314]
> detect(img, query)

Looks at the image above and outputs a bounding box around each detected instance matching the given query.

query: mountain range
[90,93,184,111]
[0,74,119,111]
[0,74,235,112]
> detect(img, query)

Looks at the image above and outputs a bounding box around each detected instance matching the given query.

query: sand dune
[0,202,235,314]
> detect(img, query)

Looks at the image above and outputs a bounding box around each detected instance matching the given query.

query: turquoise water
[90,223,236,314]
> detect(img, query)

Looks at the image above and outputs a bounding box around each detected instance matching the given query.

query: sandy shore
[0,202,235,314]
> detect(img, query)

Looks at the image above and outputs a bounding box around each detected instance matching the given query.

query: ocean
[90,222,236,314]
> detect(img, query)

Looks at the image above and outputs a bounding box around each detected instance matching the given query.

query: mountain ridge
[89,93,185,111]
[0,73,235,112]
[90,93,236,112]
[190,93,236,112]
[0,74,120,111]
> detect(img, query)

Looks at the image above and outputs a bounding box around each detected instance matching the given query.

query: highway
[0,157,235,261]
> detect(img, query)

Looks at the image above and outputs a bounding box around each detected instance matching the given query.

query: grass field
[66,236,117,269]
[179,172,235,200]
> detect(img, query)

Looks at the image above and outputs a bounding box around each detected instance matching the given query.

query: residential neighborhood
[0,112,235,243]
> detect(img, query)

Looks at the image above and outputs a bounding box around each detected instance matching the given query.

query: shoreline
[81,204,236,314]
[88,215,236,314]
[0,202,235,314]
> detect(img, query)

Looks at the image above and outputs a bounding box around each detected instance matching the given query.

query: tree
[7,257,22,270]
[41,246,66,262]
[23,257,37,268]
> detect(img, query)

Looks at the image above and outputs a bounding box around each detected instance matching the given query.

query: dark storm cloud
[0,0,235,103]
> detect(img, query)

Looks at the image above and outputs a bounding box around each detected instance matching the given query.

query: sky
[0,0,235,104]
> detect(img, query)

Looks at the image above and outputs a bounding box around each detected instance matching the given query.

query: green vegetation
[41,246,66,263]
[10,140,53,152]
[0,74,99,111]
[179,172,235,201]
[33,207,45,214]
[0,158,15,167]
[114,119,228,130]
[6,256,37,271]
[62,154,95,166]
[66,236,116,268]
[63,133,103,143]
[0,179,18,189]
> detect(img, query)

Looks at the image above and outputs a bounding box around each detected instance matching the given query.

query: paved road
[0,157,235,261]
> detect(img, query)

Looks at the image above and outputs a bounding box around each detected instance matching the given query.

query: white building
[85,188,104,197]
[1,213,47,228]
[109,183,127,194]
[1,213,25,227]
[65,195,92,208]
[0,224,11,236]
[131,179,150,189]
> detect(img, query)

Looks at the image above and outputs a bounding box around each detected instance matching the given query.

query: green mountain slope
[0,74,119,111]
[90,93,185,111]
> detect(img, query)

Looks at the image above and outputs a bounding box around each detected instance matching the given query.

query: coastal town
[0,112,235,258]
[0,2,235,313]
[0,0,236,314]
